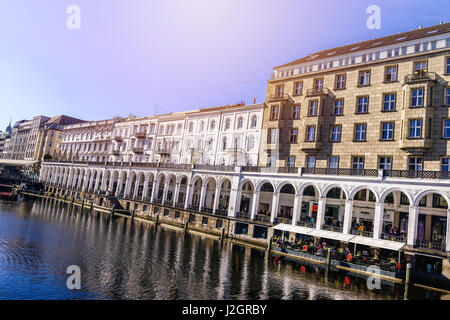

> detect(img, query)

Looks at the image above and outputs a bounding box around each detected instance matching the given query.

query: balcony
[300,140,322,151]
[112,149,120,155]
[113,135,124,141]
[404,72,439,85]
[399,138,432,151]
[306,87,334,97]
[267,93,291,102]
[155,148,171,155]
[134,131,147,139]
[132,146,144,153]
[383,169,450,179]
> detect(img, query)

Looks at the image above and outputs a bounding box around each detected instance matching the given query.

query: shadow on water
[0,198,444,300]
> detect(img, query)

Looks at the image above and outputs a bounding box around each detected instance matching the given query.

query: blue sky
[0,0,448,130]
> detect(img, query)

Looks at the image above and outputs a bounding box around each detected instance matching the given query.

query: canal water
[0,198,445,300]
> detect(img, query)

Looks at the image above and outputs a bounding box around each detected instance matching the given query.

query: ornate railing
[302,167,378,177]
[322,224,343,233]
[383,170,450,179]
[381,233,407,243]
[305,87,334,97]
[351,228,373,238]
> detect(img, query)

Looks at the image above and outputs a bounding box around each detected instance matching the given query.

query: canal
[0,198,445,300]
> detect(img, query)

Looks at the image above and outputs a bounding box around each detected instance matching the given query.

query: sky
[0,0,449,131]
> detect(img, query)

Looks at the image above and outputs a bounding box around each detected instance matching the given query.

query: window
[275,85,284,98]
[270,105,279,120]
[408,157,423,171]
[289,128,298,143]
[381,122,394,141]
[354,124,367,141]
[357,96,369,113]
[222,137,227,150]
[328,156,339,169]
[293,81,303,95]
[445,88,450,106]
[210,120,216,131]
[330,125,341,142]
[309,100,318,116]
[313,78,323,92]
[447,57,450,74]
[383,93,396,111]
[237,117,244,129]
[188,123,194,133]
[247,136,255,150]
[292,105,301,119]
[251,116,257,128]
[442,158,450,171]
[306,126,316,141]
[268,129,278,144]
[379,157,392,170]
[287,156,295,168]
[411,88,424,107]
[358,70,371,86]
[334,99,344,115]
[444,119,450,138]
[352,157,364,169]
[385,66,397,82]
[414,61,427,77]
[335,74,346,89]
[409,119,422,138]
[225,119,231,130]
[306,156,315,168]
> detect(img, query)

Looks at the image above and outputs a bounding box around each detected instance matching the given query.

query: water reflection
[0,198,443,300]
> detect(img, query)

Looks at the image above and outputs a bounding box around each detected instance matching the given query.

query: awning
[272,223,405,251]
[273,223,315,235]
[349,236,405,251]
[0,159,39,166]
[309,229,355,242]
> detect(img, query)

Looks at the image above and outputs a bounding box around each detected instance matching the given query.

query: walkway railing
[322,224,343,233]
[383,170,450,179]
[350,228,373,238]
[381,233,407,243]
[415,239,446,252]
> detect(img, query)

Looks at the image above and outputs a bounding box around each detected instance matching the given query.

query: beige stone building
[260,22,450,173]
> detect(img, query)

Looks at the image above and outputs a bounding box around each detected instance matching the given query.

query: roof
[275,22,450,69]
[43,115,85,126]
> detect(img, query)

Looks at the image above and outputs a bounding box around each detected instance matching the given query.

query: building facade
[38,23,450,276]
[261,23,450,172]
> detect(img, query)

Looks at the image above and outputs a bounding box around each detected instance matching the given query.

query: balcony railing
[268,93,291,101]
[351,228,373,238]
[303,167,378,177]
[132,146,144,153]
[381,233,407,243]
[134,131,147,139]
[305,87,334,97]
[322,224,343,233]
[383,170,450,179]
[415,239,446,252]
[404,71,439,84]
[113,135,124,141]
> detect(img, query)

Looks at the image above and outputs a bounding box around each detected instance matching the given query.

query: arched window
[189,122,194,133]
[237,117,244,129]
[251,115,257,128]
[225,119,231,130]
[210,120,216,131]
[247,136,255,150]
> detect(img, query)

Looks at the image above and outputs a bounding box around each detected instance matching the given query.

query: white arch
[322,184,349,199]
[349,185,380,202]
[379,187,413,204]
[413,189,450,208]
